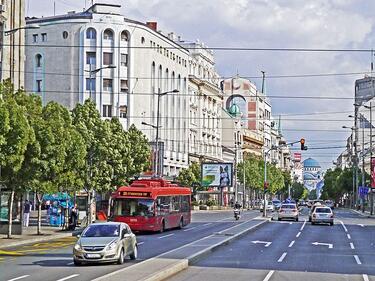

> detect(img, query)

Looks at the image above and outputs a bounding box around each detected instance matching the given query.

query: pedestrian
[69,204,78,230]
[23,200,31,227]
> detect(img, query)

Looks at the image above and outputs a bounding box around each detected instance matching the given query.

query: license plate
[86,253,101,258]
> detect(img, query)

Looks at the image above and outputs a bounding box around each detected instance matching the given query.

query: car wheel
[330,222,334,226]
[130,245,138,260]
[311,222,315,225]
[278,218,281,221]
[73,259,82,266]
[295,217,298,222]
[117,248,125,265]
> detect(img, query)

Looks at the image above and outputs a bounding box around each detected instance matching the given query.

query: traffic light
[300,138,307,150]
[264,181,269,193]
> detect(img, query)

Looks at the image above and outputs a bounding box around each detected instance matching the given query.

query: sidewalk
[351,208,375,218]
[0,225,74,249]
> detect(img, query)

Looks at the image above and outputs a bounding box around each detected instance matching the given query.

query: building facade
[0,0,25,89]
[25,3,190,177]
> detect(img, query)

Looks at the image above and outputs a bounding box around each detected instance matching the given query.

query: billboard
[201,163,233,188]
[355,77,375,106]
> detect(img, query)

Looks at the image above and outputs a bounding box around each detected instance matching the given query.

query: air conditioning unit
[0,5,6,13]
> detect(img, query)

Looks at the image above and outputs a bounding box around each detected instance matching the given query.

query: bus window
[171,196,181,212]
[113,198,154,217]
[181,196,190,212]
[158,196,171,215]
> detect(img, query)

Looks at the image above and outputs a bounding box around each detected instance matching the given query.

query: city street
[167,208,375,281]
[0,210,259,281]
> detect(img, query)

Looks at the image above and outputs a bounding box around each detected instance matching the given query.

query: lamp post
[84,65,116,103]
[343,124,358,209]
[263,145,278,217]
[143,89,178,176]
[364,103,373,215]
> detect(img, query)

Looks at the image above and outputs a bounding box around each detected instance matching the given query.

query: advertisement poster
[201,163,233,187]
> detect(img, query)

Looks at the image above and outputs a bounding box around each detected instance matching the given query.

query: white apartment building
[25,3,190,177]
[0,0,25,89]
[172,38,223,163]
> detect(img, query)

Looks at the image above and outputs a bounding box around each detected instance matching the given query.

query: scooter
[234,209,240,220]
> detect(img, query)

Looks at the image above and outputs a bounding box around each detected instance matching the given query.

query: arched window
[158,65,162,92]
[151,62,155,94]
[36,54,42,67]
[121,31,129,41]
[86,28,96,39]
[104,29,114,40]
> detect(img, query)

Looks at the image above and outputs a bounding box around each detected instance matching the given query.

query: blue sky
[27,0,375,170]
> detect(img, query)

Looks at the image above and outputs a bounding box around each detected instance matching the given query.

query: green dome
[228,103,241,117]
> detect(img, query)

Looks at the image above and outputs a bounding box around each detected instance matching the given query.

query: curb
[0,232,74,249]
[350,209,374,218]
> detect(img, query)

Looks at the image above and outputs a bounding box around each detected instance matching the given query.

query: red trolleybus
[110,178,191,232]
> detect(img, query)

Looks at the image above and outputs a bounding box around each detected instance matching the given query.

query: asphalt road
[0,210,259,281]
[168,208,375,281]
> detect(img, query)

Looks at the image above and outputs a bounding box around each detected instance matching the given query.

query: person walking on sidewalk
[23,200,31,227]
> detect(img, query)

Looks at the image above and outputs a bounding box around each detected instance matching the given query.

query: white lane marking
[67,262,74,266]
[296,232,301,238]
[203,223,212,226]
[363,274,369,281]
[278,252,287,262]
[263,270,275,281]
[341,221,348,232]
[7,276,30,281]
[354,255,362,265]
[312,242,333,249]
[158,234,174,239]
[137,242,144,245]
[347,234,351,239]
[288,240,295,248]
[350,243,355,249]
[289,222,292,225]
[56,275,80,281]
[358,224,365,227]
[300,219,306,231]
[183,227,197,232]
[251,240,272,247]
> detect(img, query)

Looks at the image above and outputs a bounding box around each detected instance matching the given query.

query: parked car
[259,200,275,212]
[311,206,334,226]
[325,200,335,209]
[73,222,138,265]
[278,203,299,221]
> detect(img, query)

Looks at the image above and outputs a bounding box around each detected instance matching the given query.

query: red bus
[110,178,191,232]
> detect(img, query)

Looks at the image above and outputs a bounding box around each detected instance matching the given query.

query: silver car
[73,222,138,265]
[278,204,298,221]
[311,207,334,226]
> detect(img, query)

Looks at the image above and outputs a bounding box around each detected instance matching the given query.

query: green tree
[308,189,317,200]
[177,162,201,188]
[290,182,305,200]
[0,83,34,238]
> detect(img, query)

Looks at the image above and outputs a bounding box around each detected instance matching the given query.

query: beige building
[0,0,25,89]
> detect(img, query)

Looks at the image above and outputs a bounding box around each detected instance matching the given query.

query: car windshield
[315,208,331,213]
[82,224,120,237]
[281,204,296,209]
[272,200,281,204]
[113,198,154,217]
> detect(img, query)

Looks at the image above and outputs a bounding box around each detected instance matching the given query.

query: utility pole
[362,116,365,212]
[261,71,266,93]
[370,102,373,215]
[354,105,359,209]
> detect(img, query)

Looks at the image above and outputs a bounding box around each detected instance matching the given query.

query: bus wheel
[159,221,165,233]
[178,218,184,229]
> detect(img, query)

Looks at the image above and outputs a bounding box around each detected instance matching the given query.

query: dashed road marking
[300,219,307,231]
[183,227,197,232]
[363,274,369,281]
[158,234,174,239]
[137,242,144,245]
[203,223,212,226]
[288,240,295,248]
[341,221,348,232]
[350,243,355,249]
[7,275,30,281]
[354,255,362,265]
[67,262,74,266]
[347,234,351,239]
[263,270,275,281]
[56,274,80,281]
[278,252,287,263]
[296,232,301,238]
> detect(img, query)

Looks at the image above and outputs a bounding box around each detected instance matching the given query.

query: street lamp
[4,24,40,36]
[84,65,116,102]
[145,89,179,176]
[343,125,358,209]
[263,145,278,217]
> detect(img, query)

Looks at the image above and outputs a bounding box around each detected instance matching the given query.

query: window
[86,28,96,39]
[120,53,128,67]
[119,105,127,118]
[86,78,96,91]
[103,79,113,92]
[120,80,128,92]
[121,31,128,41]
[41,33,47,42]
[102,105,112,117]
[32,34,38,43]
[35,54,42,67]
[86,52,96,65]
[36,80,42,92]
[103,52,113,65]
[104,29,113,40]
[141,36,145,44]
[62,31,68,39]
